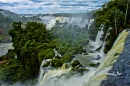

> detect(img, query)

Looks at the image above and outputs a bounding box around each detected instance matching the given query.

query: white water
[37,59,96,86]
[0,14,107,86]
[88,19,94,29]
[0,43,13,57]
[88,25,106,64]
[98,27,112,58]
[53,49,62,57]
[37,25,106,86]
[38,59,50,83]
[73,54,96,67]
[39,15,89,30]
[94,26,104,49]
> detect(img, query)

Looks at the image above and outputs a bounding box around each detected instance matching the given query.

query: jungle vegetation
[0,20,89,83]
[95,0,130,53]
[1,0,130,84]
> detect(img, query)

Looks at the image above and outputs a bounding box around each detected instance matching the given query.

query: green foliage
[1,14,90,83]
[51,22,89,57]
[95,0,130,53]
[71,60,81,67]
[104,28,117,53]
[89,62,100,68]
[0,58,26,84]
[4,22,53,82]
[71,60,87,72]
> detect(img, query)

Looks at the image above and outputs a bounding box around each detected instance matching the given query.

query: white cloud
[0,0,110,14]
[0,0,27,3]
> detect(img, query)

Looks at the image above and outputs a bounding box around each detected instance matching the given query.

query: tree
[112,9,125,35]
[7,21,54,82]
[124,0,130,25]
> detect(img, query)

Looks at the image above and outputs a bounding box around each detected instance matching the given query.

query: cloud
[0,0,28,3]
[0,0,110,14]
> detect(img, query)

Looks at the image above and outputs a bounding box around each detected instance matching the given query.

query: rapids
[0,14,106,86]
[37,27,106,86]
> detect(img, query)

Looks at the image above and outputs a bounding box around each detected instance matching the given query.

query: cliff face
[85,29,130,86]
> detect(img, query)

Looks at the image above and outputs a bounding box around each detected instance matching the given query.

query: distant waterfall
[39,15,89,29]
[88,19,94,29]
[39,16,56,30]
[58,17,89,27]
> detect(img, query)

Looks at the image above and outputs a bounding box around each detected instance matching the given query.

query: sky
[0,0,110,14]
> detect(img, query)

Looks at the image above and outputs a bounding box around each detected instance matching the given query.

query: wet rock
[101,30,130,86]
[96,55,102,60]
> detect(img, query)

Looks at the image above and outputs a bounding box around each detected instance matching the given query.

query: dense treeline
[1,0,130,84]
[0,22,54,83]
[43,21,89,68]
[95,0,130,53]
[0,20,88,83]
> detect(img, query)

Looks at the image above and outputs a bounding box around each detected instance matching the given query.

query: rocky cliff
[85,29,130,86]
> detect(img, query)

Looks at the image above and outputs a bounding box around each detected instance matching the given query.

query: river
[0,43,13,57]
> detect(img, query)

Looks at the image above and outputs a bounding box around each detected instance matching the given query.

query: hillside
[0,9,41,42]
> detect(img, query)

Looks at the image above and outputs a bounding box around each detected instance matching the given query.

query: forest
[0,0,130,85]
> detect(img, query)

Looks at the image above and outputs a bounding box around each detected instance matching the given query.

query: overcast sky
[0,0,109,14]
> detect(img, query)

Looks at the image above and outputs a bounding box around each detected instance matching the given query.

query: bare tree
[124,0,130,25]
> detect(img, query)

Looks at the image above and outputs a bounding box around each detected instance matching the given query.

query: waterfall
[38,60,72,86]
[85,30,129,86]
[88,25,106,64]
[88,19,94,29]
[98,27,113,58]
[37,62,96,86]
[53,49,62,57]
[94,26,104,49]
[38,59,51,85]
[39,15,89,29]
[40,15,56,30]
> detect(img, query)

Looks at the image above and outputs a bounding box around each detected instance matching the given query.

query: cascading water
[88,19,94,29]
[94,25,104,49]
[36,25,107,86]
[39,15,89,30]
[39,15,56,30]
[38,59,50,83]
[88,25,106,64]
[85,30,129,86]
[0,13,108,86]
[53,49,62,57]
[89,25,104,53]
[98,27,112,58]
[37,60,96,86]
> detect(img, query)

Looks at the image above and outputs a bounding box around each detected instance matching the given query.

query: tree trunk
[124,0,129,25]
[115,18,118,35]
[115,11,118,35]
